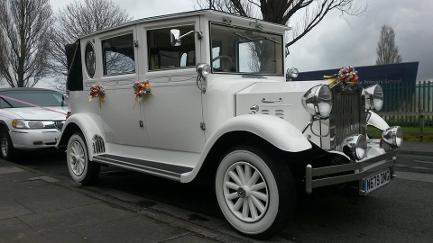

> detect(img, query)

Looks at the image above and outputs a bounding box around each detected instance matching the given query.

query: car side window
[147,26,196,71]
[102,33,135,76]
[84,42,96,78]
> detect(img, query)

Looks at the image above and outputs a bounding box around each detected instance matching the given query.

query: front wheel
[0,128,15,160]
[215,147,296,238]
[66,133,100,185]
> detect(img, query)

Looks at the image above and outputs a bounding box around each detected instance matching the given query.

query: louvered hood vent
[92,135,105,154]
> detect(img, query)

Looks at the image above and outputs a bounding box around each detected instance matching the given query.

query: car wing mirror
[170,29,182,46]
[170,29,202,47]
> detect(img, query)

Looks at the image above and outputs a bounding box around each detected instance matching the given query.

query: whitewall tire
[215,147,295,238]
[67,133,100,185]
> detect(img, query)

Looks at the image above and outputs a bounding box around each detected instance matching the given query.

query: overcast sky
[48,0,432,83]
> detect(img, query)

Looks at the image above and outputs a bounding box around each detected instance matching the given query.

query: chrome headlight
[302,84,333,119]
[363,84,383,111]
[343,134,367,160]
[12,120,57,129]
[382,126,403,148]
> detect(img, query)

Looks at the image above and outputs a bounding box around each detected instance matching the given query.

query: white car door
[139,22,205,153]
[97,27,148,146]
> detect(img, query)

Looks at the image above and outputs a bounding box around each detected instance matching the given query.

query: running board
[92,154,193,181]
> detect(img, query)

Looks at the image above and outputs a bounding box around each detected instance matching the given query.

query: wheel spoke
[228,171,243,186]
[244,164,251,182]
[70,144,77,156]
[78,161,84,174]
[225,181,240,190]
[242,199,248,218]
[247,171,259,186]
[251,195,265,213]
[248,197,258,219]
[73,142,80,154]
[250,182,266,191]
[235,165,246,184]
[226,192,238,200]
[233,198,243,211]
[250,191,268,202]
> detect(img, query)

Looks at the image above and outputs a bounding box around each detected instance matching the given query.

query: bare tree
[0,0,53,87]
[197,0,362,47]
[376,25,402,65]
[49,0,131,89]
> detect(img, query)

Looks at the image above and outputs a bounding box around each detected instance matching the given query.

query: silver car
[0,88,68,160]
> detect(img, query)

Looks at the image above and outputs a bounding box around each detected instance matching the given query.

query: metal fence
[380,81,433,127]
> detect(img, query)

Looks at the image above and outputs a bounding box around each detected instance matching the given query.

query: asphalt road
[9,151,433,242]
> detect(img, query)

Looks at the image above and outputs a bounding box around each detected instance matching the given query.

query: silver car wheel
[223,161,269,223]
[215,149,282,236]
[67,135,87,177]
[0,135,9,158]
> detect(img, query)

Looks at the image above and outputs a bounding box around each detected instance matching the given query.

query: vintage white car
[0,88,67,160]
[58,10,402,237]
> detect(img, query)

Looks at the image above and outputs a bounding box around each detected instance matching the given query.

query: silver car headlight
[302,84,333,119]
[382,126,403,148]
[343,134,368,160]
[363,84,383,111]
[12,120,57,129]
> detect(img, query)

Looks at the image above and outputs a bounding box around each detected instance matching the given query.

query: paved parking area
[3,149,433,242]
[0,161,240,243]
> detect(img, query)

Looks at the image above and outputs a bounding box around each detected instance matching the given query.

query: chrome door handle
[261,98,282,104]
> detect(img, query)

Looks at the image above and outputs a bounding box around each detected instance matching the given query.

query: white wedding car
[58,10,402,237]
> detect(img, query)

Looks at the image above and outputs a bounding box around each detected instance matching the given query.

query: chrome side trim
[305,151,396,194]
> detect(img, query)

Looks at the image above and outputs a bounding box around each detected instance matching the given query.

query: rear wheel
[215,146,296,238]
[66,133,100,185]
[0,128,14,160]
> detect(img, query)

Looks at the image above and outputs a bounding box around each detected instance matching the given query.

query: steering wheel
[212,55,233,71]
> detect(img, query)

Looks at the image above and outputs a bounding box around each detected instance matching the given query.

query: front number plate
[360,169,391,194]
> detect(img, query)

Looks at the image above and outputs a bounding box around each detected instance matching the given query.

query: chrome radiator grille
[329,88,366,150]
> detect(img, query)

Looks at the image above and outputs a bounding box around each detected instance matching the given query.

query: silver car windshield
[0,90,66,108]
[210,23,284,76]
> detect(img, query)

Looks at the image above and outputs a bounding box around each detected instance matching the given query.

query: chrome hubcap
[223,162,269,223]
[68,140,86,176]
[0,136,8,157]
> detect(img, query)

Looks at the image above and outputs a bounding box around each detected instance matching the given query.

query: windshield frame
[208,22,285,77]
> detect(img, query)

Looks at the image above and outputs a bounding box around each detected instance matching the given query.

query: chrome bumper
[305,151,397,194]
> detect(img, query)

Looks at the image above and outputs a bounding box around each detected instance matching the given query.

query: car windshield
[0,90,66,109]
[210,24,284,75]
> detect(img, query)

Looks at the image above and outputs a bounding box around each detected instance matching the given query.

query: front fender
[181,114,311,183]
[57,113,106,159]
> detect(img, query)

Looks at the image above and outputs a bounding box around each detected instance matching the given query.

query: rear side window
[147,26,196,71]
[85,42,96,78]
[102,34,135,76]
